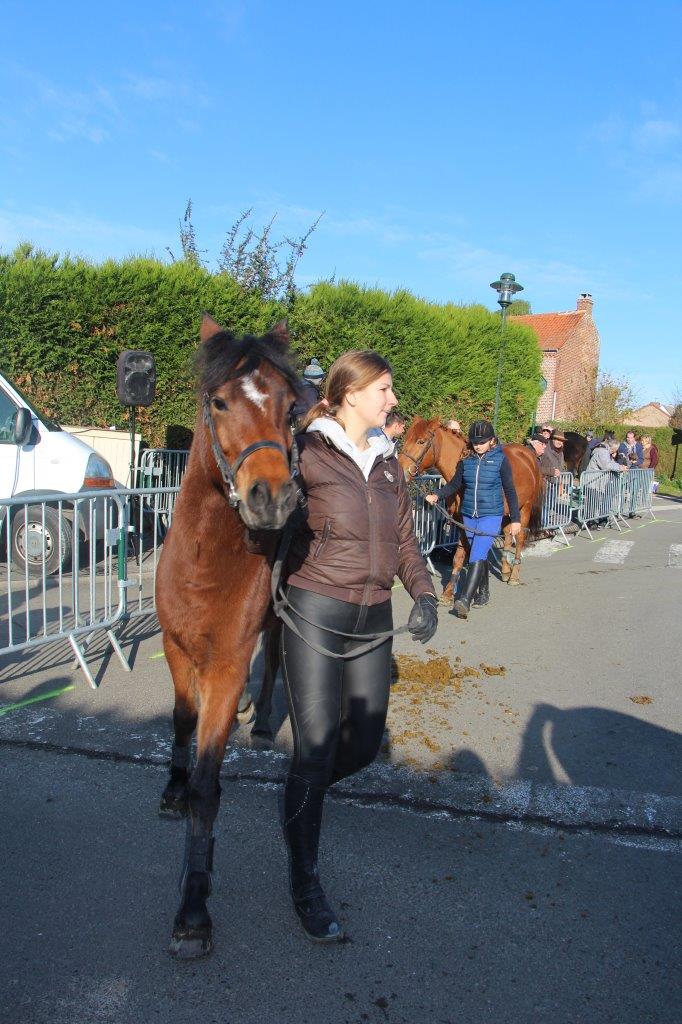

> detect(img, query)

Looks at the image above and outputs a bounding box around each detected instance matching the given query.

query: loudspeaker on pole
[116,350,156,407]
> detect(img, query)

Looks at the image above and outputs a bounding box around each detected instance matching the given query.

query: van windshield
[3,377,62,432]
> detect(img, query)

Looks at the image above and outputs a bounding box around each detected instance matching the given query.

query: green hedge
[0,248,543,446]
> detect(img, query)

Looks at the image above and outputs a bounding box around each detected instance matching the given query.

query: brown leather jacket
[286,431,435,606]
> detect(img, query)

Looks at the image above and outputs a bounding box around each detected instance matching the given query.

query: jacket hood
[307,416,394,460]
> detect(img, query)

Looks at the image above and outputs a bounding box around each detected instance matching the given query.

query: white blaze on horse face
[241,372,268,411]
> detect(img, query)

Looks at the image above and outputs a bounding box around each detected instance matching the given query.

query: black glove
[407,593,438,644]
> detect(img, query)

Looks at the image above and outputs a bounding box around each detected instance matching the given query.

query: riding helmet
[468,419,495,443]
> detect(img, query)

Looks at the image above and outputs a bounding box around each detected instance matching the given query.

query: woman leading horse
[398,417,543,600]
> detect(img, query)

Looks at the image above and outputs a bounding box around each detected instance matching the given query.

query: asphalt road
[1,746,679,1024]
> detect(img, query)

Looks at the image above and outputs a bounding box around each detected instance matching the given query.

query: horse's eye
[211,397,228,412]
[417,438,425,445]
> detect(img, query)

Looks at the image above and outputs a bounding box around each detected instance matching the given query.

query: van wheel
[11,506,73,577]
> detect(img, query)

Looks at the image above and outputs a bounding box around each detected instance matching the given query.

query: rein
[203,392,300,508]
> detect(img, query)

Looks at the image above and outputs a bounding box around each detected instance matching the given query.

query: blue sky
[1,0,681,406]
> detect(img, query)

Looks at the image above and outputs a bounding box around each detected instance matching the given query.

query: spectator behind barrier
[641,435,659,471]
[541,430,566,479]
[587,438,626,473]
[617,430,644,468]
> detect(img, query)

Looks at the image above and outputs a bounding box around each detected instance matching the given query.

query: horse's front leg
[442,541,467,605]
[169,650,252,959]
[159,635,197,820]
[251,618,282,747]
[501,524,513,582]
[508,507,530,586]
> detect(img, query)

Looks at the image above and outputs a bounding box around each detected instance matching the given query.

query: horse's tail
[528,477,545,539]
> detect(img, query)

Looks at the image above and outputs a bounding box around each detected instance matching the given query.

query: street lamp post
[490,272,524,433]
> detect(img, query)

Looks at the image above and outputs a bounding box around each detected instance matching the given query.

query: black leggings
[281,586,393,790]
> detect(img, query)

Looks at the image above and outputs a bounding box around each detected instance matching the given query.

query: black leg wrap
[179,828,214,895]
[171,743,192,770]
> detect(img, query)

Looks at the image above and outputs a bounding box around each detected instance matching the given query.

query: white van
[0,370,116,574]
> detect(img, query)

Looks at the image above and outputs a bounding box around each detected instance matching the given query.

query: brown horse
[155,314,300,958]
[397,418,543,601]
[563,430,589,477]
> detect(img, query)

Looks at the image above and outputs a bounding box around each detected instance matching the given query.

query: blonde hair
[300,350,392,430]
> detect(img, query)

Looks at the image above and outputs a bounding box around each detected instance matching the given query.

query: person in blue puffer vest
[425,419,521,618]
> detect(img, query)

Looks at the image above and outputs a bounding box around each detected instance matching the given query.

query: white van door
[0,385,34,499]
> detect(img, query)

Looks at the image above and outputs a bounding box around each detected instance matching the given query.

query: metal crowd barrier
[137,449,189,517]
[618,468,656,520]
[0,486,180,688]
[540,471,574,546]
[0,490,129,687]
[574,468,655,539]
[409,473,458,570]
[575,470,624,537]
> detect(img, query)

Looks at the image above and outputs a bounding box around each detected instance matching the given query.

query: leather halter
[402,431,436,477]
[202,392,300,508]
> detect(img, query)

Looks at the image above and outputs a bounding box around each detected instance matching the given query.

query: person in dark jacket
[281,350,437,943]
[617,430,644,467]
[425,420,520,618]
[292,357,326,420]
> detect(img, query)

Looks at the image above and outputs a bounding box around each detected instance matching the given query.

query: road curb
[4,734,678,839]
[221,747,682,838]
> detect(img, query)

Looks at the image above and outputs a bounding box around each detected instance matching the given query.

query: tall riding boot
[452,560,486,619]
[473,560,490,607]
[283,776,344,943]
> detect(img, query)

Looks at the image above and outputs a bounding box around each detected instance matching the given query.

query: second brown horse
[398,418,543,601]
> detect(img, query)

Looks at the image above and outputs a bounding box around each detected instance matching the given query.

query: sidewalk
[1,505,681,837]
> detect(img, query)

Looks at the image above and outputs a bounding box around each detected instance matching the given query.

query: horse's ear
[200,313,223,343]
[268,319,290,347]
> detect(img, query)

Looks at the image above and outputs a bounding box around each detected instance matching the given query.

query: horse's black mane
[196,328,299,395]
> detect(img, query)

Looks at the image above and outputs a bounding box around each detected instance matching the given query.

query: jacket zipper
[319,439,384,606]
[314,518,332,559]
[473,455,482,517]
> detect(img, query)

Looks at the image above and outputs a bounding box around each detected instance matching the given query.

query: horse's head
[398,417,469,482]
[196,314,300,530]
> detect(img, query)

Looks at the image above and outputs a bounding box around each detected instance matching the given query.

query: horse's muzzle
[241,478,299,530]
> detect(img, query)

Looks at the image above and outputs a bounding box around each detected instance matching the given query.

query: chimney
[577,293,593,314]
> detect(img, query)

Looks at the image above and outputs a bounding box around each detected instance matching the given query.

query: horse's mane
[195,329,299,395]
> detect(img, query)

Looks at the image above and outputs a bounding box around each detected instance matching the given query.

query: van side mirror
[12,408,33,446]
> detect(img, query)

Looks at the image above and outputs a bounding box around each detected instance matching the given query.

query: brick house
[513,294,600,421]
[627,402,672,428]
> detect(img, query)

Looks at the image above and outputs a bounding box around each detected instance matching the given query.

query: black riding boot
[473,560,490,607]
[283,776,344,943]
[452,560,486,619]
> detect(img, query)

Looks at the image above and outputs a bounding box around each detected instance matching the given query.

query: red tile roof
[512,310,585,351]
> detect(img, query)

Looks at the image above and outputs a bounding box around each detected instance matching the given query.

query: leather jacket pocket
[313,518,332,559]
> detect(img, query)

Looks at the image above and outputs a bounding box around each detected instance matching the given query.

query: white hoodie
[306,416,394,480]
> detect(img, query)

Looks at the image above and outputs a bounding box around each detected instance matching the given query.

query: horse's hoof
[507,579,521,587]
[168,927,213,959]
[439,593,453,607]
[158,789,189,820]
[236,700,255,724]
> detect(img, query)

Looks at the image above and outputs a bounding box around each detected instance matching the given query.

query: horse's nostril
[278,479,298,508]
[248,480,271,512]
